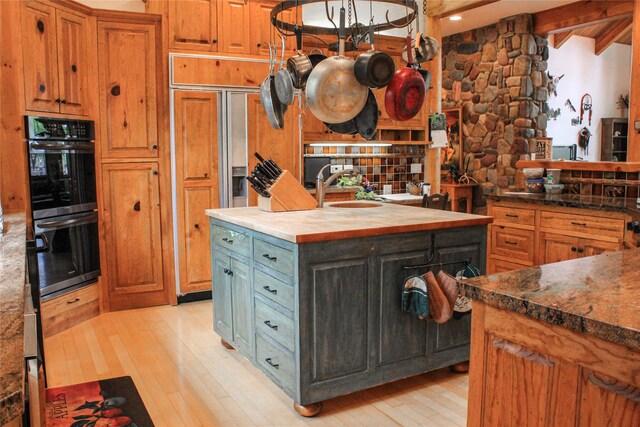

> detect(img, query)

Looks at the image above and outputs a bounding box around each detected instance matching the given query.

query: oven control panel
[25,116,95,141]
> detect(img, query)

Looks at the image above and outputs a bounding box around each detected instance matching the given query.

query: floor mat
[45,376,154,427]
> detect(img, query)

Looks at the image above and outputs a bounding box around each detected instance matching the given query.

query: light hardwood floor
[44,301,469,427]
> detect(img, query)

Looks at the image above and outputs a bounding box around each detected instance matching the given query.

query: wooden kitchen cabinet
[250,1,295,56]
[174,91,220,293]
[97,20,159,159]
[487,200,626,273]
[101,162,169,310]
[169,0,218,52]
[218,0,251,55]
[22,0,89,115]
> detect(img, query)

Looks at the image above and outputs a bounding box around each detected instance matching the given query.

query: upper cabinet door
[22,0,59,113]
[56,10,88,116]
[169,0,218,52]
[218,0,251,55]
[250,1,294,57]
[98,21,159,159]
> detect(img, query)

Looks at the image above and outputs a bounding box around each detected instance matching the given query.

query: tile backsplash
[304,145,427,193]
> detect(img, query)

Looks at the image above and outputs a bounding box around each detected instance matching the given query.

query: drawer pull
[222,237,234,244]
[505,240,518,245]
[571,247,577,252]
[263,254,277,261]
[571,221,587,227]
[67,298,80,304]
[506,214,519,218]
[577,248,584,253]
[264,320,278,330]
[263,285,277,295]
[265,358,279,369]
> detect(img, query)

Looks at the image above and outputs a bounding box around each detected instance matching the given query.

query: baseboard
[177,290,212,304]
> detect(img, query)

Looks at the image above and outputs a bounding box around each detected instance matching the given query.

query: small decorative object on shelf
[534,137,552,160]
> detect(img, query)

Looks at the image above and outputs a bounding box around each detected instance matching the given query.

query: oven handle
[30,142,94,152]
[37,212,98,230]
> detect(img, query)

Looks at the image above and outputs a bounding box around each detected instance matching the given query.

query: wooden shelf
[516,160,640,172]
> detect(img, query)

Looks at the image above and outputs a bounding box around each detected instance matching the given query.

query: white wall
[75,0,144,13]
[546,36,631,161]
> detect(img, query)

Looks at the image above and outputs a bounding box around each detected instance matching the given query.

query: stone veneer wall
[441,14,549,193]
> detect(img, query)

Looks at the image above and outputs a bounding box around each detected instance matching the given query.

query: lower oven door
[34,211,101,298]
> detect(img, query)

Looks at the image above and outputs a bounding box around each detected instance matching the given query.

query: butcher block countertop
[0,213,26,424]
[206,202,492,243]
[459,248,640,351]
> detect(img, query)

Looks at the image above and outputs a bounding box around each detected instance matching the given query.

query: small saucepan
[308,48,327,68]
[354,25,395,89]
[353,89,379,140]
[260,43,286,130]
[287,27,313,89]
[274,36,295,106]
[385,35,426,122]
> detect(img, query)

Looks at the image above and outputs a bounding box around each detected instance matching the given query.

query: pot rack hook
[325,1,338,34]
[385,7,414,30]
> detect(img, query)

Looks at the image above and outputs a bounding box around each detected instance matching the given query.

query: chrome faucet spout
[316,165,355,208]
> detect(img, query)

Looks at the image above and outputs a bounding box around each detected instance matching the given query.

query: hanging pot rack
[270,0,419,37]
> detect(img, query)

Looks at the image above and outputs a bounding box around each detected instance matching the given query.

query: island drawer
[254,269,294,310]
[492,205,535,227]
[540,211,624,239]
[255,299,295,352]
[212,224,250,257]
[256,334,295,391]
[491,225,534,263]
[254,239,294,277]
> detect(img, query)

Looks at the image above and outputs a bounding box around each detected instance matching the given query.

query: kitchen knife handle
[254,152,266,162]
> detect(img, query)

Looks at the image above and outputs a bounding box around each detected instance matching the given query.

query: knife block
[258,170,318,212]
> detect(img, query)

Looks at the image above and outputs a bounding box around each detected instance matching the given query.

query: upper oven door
[28,140,97,219]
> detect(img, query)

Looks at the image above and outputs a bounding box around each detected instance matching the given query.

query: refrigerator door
[224,92,250,208]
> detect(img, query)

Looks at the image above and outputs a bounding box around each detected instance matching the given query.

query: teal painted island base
[207,204,490,416]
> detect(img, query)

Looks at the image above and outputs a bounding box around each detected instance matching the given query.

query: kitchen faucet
[316,165,356,208]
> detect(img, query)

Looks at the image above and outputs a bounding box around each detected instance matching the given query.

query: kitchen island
[459,249,640,426]
[206,202,492,416]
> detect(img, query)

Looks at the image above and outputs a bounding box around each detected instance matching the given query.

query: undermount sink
[329,202,383,209]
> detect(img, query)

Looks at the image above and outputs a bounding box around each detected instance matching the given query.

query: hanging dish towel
[436,270,458,310]
[401,275,429,319]
[422,271,453,323]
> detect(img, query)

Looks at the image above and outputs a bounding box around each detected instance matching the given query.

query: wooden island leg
[220,338,234,350]
[450,361,469,373]
[293,402,323,417]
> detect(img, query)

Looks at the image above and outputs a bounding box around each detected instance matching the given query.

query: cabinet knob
[71,64,77,73]
[133,201,141,211]
[577,248,584,253]
[212,39,218,44]
[111,85,121,96]
[39,84,46,93]
[37,19,45,33]
[153,170,158,175]
[61,99,67,104]
[194,223,200,230]
[151,144,158,150]
[571,247,577,252]
[257,42,262,47]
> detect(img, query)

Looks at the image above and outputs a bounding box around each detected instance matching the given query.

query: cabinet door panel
[378,251,429,366]
[250,1,294,56]
[169,0,217,51]
[581,238,620,257]
[98,22,158,159]
[56,10,88,116]
[174,91,219,183]
[180,187,215,293]
[577,370,640,426]
[102,163,166,307]
[230,258,252,356]
[212,251,232,340]
[219,0,251,54]
[22,0,59,113]
[541,233,579,265]
[247,94,299,206]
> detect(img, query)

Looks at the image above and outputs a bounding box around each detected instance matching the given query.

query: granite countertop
[206,202,491,243]
[487,193,640,215]
[459,248,640,351]
[0,213,26,424]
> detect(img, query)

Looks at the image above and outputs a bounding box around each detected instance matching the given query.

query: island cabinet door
[297,245,375,402]
[230,258,253,357]
[212,251,233,341]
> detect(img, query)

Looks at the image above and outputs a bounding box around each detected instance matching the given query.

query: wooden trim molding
[533,1,634,35]
[516,160,640,172]
[628,0,640,161]
[595,17,633,56]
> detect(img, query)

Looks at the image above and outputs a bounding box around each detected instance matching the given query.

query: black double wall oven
[26,116,101,299]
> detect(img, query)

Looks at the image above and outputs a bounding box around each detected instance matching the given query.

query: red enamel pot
[384,35,426,121]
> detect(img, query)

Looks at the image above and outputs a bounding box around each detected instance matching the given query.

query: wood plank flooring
[44,301,469,427]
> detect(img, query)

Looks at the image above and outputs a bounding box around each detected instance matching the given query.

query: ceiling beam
[552,30,576,49]
[595,17,633,55]
[533,1,634,35]
[427,0,500,18]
